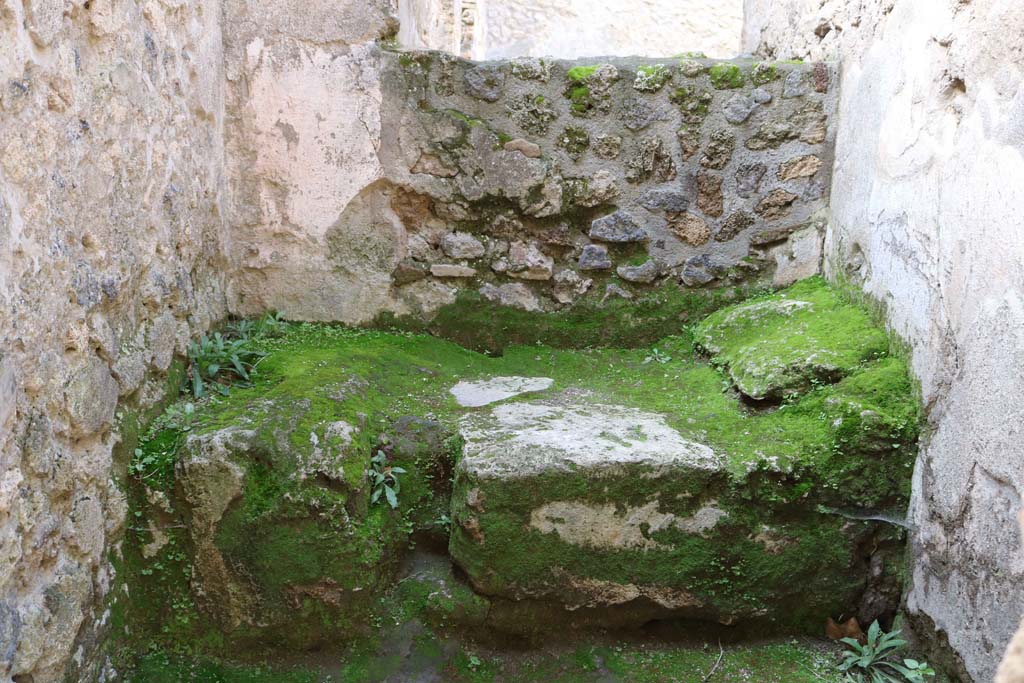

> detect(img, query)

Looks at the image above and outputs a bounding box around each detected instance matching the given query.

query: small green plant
[369,450,406,509]
[161,401,197,431]
[643,348,672,364]
[186,312,286,398]
[839,621,935,683]
[187,332,264,398]
[226,311,288,341]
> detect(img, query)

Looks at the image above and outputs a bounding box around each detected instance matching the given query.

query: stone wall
[0,0,229,681]
[228,48,837,323]
[743,1,1024,681]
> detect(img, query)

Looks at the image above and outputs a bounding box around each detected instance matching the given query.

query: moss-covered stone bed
[112,277,921,680]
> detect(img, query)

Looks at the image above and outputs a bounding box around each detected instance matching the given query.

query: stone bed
[118,278,919,662]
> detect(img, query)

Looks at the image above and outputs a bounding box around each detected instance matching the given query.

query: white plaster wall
[447,0,743,59]
[223,0,411,324]
[398,0,460,53]
[743,1,1024,681]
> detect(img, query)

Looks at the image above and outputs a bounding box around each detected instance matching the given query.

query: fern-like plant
[369,450,406,509]
[839,621,935,683]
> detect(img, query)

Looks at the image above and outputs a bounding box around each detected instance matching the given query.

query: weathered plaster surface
[398,0,460,54]
[477,0,743,60]
[0,0,229,680]
[744,1,1024,680]
[222,0,400,322]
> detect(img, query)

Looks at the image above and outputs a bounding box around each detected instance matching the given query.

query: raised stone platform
[128,278,919,655]
[448,385,886,630]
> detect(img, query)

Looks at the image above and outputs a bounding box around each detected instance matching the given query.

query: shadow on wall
[399,0,744,59]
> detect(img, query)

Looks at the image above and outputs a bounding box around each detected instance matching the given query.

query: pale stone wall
[222,0,399,323]
[0,0,229,681]
[398,0,461,54]
[477,0,743,60]
[743,1,1024,681]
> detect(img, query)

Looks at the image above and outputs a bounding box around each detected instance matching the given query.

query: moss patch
[751,62,779,85]
[669,86,713,124]
[709,63,746,89]
[566,65,600,82]
[377,282,755,354]
[695,277,891,400]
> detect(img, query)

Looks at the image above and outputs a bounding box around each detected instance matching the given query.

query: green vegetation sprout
[369,450,406,509]
[839,621,935,683]
[186,312,286,398]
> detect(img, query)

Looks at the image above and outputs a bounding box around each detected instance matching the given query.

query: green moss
[564,65,609,116]
[695,276,891,400]
[449,445,893,631]
[669,86,712,123]
[505,93,559,135]
[127,651,319,682]
[398,52,432,72]
[751,62,779,85]
[633,64,672,92]
[557,125,590,160]
[566,65,600,82]
[709,63,745,89]
[568,86,591,115]
[119,278,920,665]
[377,283,755,354]
[600,641,841,683]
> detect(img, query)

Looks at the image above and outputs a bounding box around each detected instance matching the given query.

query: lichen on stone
[669,85,713,123]
[556,125,590,160]
[751,62,779,85]
[633,64,672,92]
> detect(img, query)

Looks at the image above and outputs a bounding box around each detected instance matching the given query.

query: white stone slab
[459,400,721,478]
[449,376,554,407]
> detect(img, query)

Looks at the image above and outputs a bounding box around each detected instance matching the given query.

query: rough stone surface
[593,134,622,159]
[432,264,478,278]
[639,187,689,213]
[479,282,541,311]
[755,189,800,221]
[507,241,555,280]
[669,213,712,246]
[228,46,834,321]
[504,138,542,158]
[0,1,230,679]
[464,64,507,101]
[457,399,721,479]
[0,8,840,678]
[696,172,725,217]
[617,260,663,284]
[578,245,613,271]
[442,232,487,259]
[589,212,648,243]
[552,269,593,304]
[744,4,1024,678]
[778,155,823,180]
[450,377,555,407]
